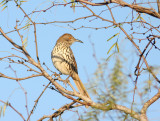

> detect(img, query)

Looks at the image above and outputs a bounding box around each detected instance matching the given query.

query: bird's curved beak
[75,39,83,43]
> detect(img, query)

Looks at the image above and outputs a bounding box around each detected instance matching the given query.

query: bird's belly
[52,58,70,75]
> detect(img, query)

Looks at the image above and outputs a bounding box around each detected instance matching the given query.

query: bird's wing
[69,48,78,74]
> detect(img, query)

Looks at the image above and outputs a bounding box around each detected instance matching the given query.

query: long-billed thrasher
[51,33,90,98]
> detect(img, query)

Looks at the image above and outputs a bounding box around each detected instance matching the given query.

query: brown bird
[51,33,90,99]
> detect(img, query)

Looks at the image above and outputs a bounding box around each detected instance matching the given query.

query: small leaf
[71,0,75,12]
[22,37,28,48]
[0,1,6,7]
[23,22,30,30]
[107,33,119,41]
[106,52,115,61]
[1,6,7,12]
[0,106,2,118]
[63,0,67,3]
[0,0,5,6]
[135,14,140,21]
[3,104,6,116]
[140,16,146,22]
[116,42,119,52]
[20,1,27,2]
[107,43,116,54]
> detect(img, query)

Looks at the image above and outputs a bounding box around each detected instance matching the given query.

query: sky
[0,0,160,121]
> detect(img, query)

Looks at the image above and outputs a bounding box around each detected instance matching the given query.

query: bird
[51,33,90,99]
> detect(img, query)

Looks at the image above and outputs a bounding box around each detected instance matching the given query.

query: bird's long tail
[72,74,90,99]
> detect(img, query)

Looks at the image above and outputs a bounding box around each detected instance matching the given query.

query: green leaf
[20,0,27,2]
[140,16,146,22]
[23,22,30,30]
[106,52,115,61]
[1,6,7,12]
[22,37,28,48]
[63,0,67,3]
[0,106,2,118]
[107,33,119,41]
[107,43,116,54]
[71,0,75,12]
[0,0,5,6]
[135,14,140,21]
[0,1,6,7]
[116,42,119,52]
[3,104,6,116]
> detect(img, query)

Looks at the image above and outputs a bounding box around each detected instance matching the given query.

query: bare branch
[38,99,81,121]
[140,89,160,120]
[135,37,154,76]
[76,0,160,18]
[7,65,30,120]
[157,0,160,13]
[14,0,40,65]
[0,27,32,61]
[91,102,140,120]
[0,73,42,81]
[80,2,114,23]
[27,82,51,121]
[118,26,160,83]
[0,100,25,121]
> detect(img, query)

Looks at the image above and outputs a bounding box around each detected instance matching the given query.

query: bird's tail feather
[73,76,90,99]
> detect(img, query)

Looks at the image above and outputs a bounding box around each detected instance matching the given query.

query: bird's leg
[55,75,70,87]
[65,75,77,93]
[66,75,70,81]
[63,75,70,87]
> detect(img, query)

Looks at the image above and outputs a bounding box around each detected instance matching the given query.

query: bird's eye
[68,36,72,40]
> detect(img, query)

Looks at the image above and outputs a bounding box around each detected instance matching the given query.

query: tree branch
[0,100,25,121]
[14,0,40,65]
[157,0,160,13]
[38,99,81,121]
[0,73,42,81]
[27,82,51,121]
[76,0,160,18]
[140,89,160,121]
[0,28,32,61]
[91,102,140,120]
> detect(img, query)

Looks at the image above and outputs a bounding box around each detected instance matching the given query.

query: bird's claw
[63,79,69,87]
[53,72,61,77]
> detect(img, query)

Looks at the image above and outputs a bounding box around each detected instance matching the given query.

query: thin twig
[0,73,42,81]
[7,65,29,120]
[38,99,81,121]
[0,100,25,121]
[27,82,51,121]
[14,0,40,65]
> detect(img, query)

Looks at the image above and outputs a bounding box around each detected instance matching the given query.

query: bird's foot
[52,72,61,77]
[63,79,69,87]
[63,75,71,87]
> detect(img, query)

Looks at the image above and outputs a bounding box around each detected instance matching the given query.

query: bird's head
[57,33,83,46]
